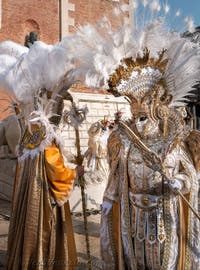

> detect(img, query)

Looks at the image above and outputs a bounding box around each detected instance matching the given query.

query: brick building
[0,0,128,44]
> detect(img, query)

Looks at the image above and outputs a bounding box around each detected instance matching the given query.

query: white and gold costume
[67,2,200,269]
[101,116,199,270]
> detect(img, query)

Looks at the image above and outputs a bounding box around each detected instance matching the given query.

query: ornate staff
[63,102,92,270]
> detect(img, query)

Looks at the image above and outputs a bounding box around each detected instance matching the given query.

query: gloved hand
[101,201,113,215]
[169,178,183,192]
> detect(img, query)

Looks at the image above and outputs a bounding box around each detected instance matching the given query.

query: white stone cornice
[70,91,129,104]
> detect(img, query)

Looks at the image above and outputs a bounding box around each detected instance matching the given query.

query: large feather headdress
[0,39,77,159]
[60,1,200,108]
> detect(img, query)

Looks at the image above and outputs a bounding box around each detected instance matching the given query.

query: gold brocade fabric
[7,150,77,270]
[101,129,199,270]
[44,143,76,206]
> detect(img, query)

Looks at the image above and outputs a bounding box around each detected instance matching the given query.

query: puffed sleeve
[44,143,76,206]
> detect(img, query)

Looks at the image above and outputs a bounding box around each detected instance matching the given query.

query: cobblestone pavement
[0,199,103,270]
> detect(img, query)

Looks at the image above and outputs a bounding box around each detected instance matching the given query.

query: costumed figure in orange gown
[0,40,83,270]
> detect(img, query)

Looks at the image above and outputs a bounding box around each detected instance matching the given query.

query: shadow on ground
[72,217,100,237]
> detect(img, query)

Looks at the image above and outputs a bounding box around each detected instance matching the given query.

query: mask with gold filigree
[107,48,176,137]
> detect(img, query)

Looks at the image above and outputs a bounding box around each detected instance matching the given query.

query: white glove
[101,201,113,215]
[169,178,183,192]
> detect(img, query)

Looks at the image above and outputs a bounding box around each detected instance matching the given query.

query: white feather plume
[2,41,75,104]
[0,41,28,92]
[0,40,28,58]
[163,3,170,14]
[17,110,63,161]
[65,1,200,107]
[0,54,17,76]
[0,38,78,158]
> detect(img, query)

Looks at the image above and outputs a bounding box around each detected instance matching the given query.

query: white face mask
[135,117,148,133]
[135,116,161,139]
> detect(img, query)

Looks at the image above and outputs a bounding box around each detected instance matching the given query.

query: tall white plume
[1,41,75,104]
[0,38,77,151]
[60,0,200,107]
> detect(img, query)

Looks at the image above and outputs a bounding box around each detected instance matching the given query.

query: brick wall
[0,0,129,44]
[0,0,60,44]
[69,0,129,33]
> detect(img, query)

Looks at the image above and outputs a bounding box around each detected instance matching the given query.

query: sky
[167,0,200,27]
[133,0,200,32]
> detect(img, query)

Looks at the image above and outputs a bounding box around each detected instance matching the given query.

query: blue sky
[168,0,200,27]
[135,1,200,31]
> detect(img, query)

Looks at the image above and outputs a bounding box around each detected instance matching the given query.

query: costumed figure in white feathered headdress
[61,1,200,269]
[0,40,84,270]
